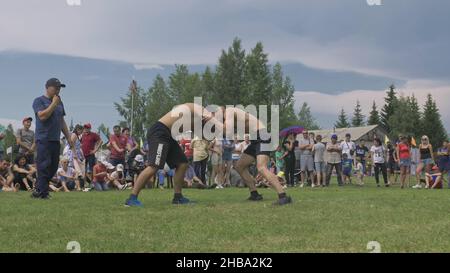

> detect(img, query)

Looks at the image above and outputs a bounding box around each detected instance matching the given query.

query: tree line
[334,84,447,148]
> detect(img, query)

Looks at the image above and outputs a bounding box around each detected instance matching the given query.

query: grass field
[1,177,450,253]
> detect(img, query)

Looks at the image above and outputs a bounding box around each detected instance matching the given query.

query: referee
[31,78,73,199]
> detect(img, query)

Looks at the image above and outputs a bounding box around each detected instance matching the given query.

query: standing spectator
[274,145,285,174]
[57,158,81,192]
[341,153,353,184]
[299,131,315,187]
[221,138,234,187]
[232,135,243,168]
[63,125,85,181]
[312,135,326,187]
[386,141,399,184]
[32,78,73,199]
[282,134,296,187]
[370,138,389,187]
[209,137,223,188]
[81,123,102,184]
[0,159,16,192]
[180,134,193,163]
[93,160,109,191]
[122,127,138,178]
[109,125,127,167]
[12,155,37,191]
[437,140,449,188]
[413,135,434,189]
[191,137,209,185]
[325,134,343,186]
[122,128,137,153]
[340,133,356,166]
[354,157,365,186]
[396,136,411,189]
[355,140,369,175]
[0,124,5,161]
[16,117,36,164]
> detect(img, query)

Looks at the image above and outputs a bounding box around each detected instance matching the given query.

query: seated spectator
[425,165,443,189]
[129,154,145,185]
[109,164,132,190]
[93,160,110,191]
[0,159,17,192]
[57,158,81,192]
[184,165,206,189]
[157,164,174,189]
[12,155,36,191]
[49,175,62,192]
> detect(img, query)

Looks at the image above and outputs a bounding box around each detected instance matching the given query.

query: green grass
[1,177,450,253]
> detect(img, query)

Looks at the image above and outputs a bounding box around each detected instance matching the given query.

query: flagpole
[131,77,136,137]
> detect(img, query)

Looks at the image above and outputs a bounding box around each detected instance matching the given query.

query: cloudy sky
[0,0,449,132]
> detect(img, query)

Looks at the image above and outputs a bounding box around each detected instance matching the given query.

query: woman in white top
[370,138,389,187]
[209,138,223,188]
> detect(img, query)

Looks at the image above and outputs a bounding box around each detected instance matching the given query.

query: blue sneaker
[172,196,194,205]
[125,197,143,207]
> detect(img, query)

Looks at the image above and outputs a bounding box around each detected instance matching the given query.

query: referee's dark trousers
[36,140,61,197]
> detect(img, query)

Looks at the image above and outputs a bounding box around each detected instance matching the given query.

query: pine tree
[407,94,422,138]
[381,84,398,132]
[146,75,175,127]
[421,94,447,148]
[114,81,148,141]
[352,100,366,127]
[244,42,272,107]
[214,37,246,105]
[200,66,215,105]
[335,108,350,128]
[367,100,380,126]
[272,63,299,128]
[298,102,320,130]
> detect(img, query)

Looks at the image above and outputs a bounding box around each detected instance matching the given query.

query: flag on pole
[100,131,109,145]
[384,135,390,145]
[6,147,12,155]
[130,79,138,94]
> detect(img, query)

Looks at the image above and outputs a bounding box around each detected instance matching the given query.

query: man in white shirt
[340,133,356,166]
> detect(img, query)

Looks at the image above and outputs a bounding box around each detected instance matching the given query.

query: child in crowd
[354,157,364,186]
[342,153,353,184]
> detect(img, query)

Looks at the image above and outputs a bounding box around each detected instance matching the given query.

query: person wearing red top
[93,160,109,191]
[81,123,103,183]
[109,125,127,166]
[180,137,193,162]
[396,136,411,189]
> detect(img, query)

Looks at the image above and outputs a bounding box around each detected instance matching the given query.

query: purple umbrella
[279,126,304,138]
